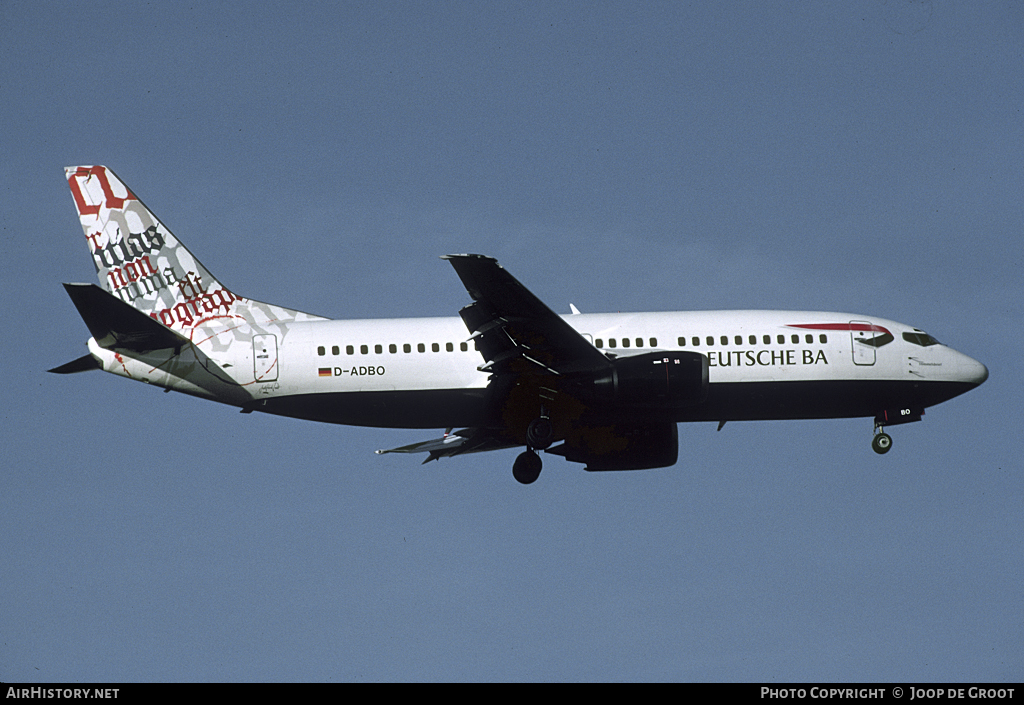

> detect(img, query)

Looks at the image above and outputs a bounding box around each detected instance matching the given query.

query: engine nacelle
[586,351,708,408]
[549,421,679,471]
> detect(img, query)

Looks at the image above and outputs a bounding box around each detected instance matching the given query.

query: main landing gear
[872,422,893,455]
[526,416,553,450]
[513,449,543,484]
[513,414,555,484]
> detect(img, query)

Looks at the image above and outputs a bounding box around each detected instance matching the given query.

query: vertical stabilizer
[64,166,324,338]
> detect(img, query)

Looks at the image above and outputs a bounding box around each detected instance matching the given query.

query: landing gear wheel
[513,450,542,484]
[872,432,893,455]
[526,417,554,450]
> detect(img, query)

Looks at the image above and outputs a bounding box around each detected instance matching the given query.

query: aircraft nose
[962,356,989,387]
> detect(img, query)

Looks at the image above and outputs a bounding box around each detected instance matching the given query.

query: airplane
[51,165,988,484]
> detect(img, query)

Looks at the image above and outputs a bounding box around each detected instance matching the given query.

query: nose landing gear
[871,407,923,454]
[872,430,893,454]
[872,421,892,454]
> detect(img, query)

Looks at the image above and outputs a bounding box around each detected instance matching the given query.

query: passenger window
[375,344,383,354]
[431,343,439,352]
[446,342,454,352]
[608,339,617,348]
[460,342,468,352]
[346,345,354,355]
[360,345,368,355]
[332,345,340,355]
[735,335,743,345]
[389,344,397,354]
[791,334,799,344]
[650,338,657,347]
[417,343,425,353]
[749,335,756,345]
[677,337,685,347]
[721,336,728,346]
[805,334,813,344]
[317,346,325,356]
[777,335,785,344]
[636,338,643,348]
[692,337,700,347]
[622,338,630,348]
[403,343,411,353]
[819,334,827,344]
[706,336,714,346]
[596,339,604,348]
[763,335,771,345]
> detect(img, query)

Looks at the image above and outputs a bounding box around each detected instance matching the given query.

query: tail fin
[64,166,324,333]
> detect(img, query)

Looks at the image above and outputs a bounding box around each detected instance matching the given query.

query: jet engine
[548,420,679,471]
[582,351,709,408]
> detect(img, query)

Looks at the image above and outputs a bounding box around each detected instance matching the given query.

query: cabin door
[253,334,279,381]
[850,321,876,366]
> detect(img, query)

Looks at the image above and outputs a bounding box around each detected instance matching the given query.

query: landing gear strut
[513,411,553,484]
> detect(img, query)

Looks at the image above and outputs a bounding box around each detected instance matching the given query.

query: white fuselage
[89,309,987,429]
[285,310,983,393]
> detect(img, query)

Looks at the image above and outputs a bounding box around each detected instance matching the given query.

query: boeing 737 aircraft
[52,166,988,483]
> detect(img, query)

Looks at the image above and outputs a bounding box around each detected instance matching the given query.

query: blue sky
[1,1,1021,681]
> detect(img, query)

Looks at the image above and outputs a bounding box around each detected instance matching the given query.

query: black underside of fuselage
[674,379,975,422]
[250,379,978,429]
[253,388,491,428]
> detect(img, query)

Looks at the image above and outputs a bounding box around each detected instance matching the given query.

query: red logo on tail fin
[67,166,137,217]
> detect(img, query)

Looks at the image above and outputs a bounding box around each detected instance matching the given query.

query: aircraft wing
[376,255,612,464]
[442,254,612,376]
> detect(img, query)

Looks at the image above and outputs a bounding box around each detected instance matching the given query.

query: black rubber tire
[872,433,893,455]
[526,417,554,450]
[512,450,542,484]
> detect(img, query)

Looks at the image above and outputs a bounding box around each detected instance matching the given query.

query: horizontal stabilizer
[48,354,101,374]
[376,432,469,463]
[62,282,191,353]
[376,428,518,463]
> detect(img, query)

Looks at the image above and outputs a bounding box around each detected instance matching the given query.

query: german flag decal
[318,368,332,377]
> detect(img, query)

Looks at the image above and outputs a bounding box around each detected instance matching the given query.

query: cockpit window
[903,331,941,347]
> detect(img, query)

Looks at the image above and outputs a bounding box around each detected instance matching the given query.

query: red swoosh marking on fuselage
[787,322,892,335]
